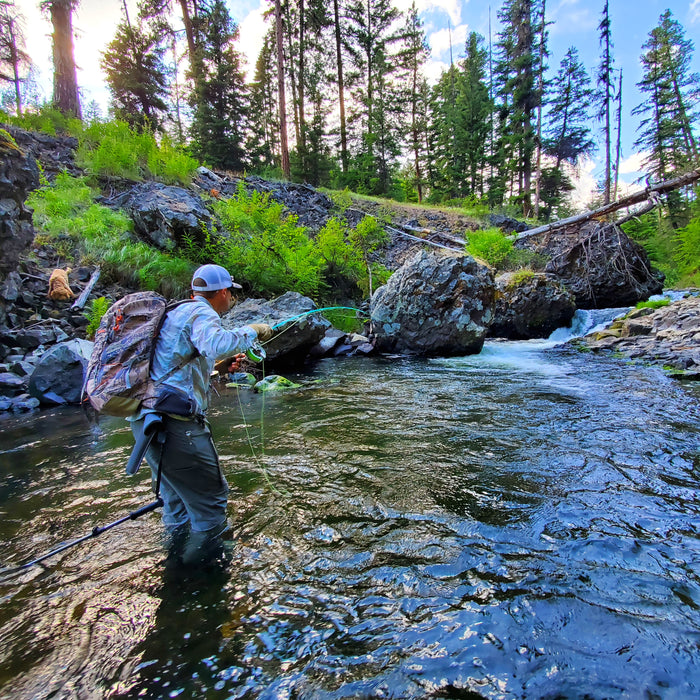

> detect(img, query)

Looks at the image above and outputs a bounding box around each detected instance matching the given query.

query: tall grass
[28,173,193,296]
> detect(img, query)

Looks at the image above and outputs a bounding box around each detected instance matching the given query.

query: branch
[71,267,101,311]
[516,168,700,240]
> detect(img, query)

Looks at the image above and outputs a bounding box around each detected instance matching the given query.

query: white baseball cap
[191,264,242,292]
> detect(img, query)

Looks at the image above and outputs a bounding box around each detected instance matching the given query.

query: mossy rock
[254,375,301,392]
[225,372,257,388]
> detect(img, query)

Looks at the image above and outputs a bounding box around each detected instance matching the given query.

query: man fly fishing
[130,264,272,566]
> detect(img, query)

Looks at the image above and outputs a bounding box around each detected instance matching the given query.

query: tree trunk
[49,0,81,119]
[275,0,291,179]
[333,0,348,172]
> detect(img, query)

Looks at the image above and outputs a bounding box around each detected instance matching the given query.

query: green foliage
[622,211,680,285]
[325,187,354,214]
[28,173,193,296]
[76,121,198,184]
[675,213,700,286]
[635,299,670,310]
[211,183,324,297]
[465,227,514,268]
[84,297,111,339]
[0,105,83,137]
[322,308,366,334]
[506,268,536,289]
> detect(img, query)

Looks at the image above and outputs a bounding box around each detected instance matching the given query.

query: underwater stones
[370,249,495,356]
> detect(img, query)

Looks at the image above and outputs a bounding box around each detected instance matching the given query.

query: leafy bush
[84,297,111,339]
[212,183,324,297]
[635,299,670,310]
[77,120,198,185]
[465,228,514,268]
[675,215,700,287]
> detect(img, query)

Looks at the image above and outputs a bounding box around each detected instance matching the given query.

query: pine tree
[248,31,280,172]
[492,0,539,215]
[633,9,699,180]
[459,32,491,198]
[596,0,614,204]
[344,0,402,195]
[0,1,31,116]
[540,47,594,219]
[40,0,81,119]
[101,11,169,131]
[396,2,429,202]
[189,0,249,171]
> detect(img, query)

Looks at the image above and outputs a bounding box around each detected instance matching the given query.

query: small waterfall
[548,306,630,344]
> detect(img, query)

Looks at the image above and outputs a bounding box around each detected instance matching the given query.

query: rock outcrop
[223,292,336,364]
[490,272,576,340]
[370,250,495,356]
[0,130,40,290]
[114,182,215,251]
[515,221,664,308]
[578,294,700,377]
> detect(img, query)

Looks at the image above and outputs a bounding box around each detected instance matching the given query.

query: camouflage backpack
[83,292,195,417]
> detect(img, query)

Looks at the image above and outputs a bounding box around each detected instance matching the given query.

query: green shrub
[77,121,198,185]
[635,299,670,310]
[212,183,324,297]
[465,228,514,268]
[0,105,83,137]
[84,297,111,339]
[675,215,700,286]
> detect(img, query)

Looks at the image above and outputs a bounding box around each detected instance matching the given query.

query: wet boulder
[120,182,214,251]
[489,272,576,339]
[28,338,94,405]
[224,291,331,364]
[515,221,663,308]
[370,249,495,356]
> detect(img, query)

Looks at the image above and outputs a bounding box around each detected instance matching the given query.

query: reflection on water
[1,345,699,698]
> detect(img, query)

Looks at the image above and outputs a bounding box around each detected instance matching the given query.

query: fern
[84,297,111,339]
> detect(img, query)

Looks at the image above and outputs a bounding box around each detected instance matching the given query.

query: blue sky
[21,0,700,195]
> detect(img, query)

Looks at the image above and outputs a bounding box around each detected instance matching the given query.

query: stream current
[0,311,699,699]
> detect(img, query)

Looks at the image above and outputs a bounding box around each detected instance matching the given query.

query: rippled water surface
[1,342,699,699]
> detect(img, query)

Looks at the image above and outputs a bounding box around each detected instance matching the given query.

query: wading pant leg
[131,416,189,530]
[155,416,229,534]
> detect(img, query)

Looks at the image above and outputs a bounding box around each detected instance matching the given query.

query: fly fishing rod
[1,498,163,576]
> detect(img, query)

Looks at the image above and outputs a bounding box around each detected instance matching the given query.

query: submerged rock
[370,249,495,356]
[254,375,301,392]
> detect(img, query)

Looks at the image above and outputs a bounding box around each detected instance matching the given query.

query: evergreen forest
[1,0,699,291]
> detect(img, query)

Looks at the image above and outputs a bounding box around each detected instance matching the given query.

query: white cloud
[428,23,469,60]
[238,7,269,78]
[547,0,596,36]
[618,152,648,175]
[690,0,700,24]
[393,0,464,29]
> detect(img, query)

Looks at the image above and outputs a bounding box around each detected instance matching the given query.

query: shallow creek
[1,325,699,698]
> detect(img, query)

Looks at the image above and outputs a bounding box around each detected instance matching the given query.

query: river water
[1,314,699,699]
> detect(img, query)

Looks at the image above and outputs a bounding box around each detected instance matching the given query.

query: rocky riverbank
[577,293,700,378]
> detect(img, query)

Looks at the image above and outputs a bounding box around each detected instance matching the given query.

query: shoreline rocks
[576,293,700,378]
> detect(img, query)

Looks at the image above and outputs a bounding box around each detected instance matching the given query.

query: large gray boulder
[121,182,214,250]
[489,272,576,339]
[370,249,495,356]
[28,339,94,405]
[515,221,664,308]
[224,291,331,363]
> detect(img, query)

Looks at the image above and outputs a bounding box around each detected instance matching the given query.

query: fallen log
[516,168,700,240]
[71,267,101,311]
[385,225,461,252]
